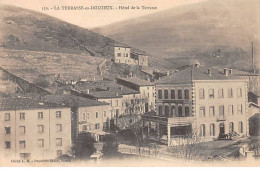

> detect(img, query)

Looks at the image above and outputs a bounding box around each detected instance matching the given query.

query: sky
[0,0,207,28]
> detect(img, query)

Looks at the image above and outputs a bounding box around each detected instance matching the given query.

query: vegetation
[102,134,119,158]
[74,133,95,159]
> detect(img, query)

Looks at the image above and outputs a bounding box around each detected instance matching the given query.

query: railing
[168,116,194,125]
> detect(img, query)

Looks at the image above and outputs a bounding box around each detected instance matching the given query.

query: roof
[43,94,109,107]
[74,81,140,99]
[131,48,149,56]
[212,67,259,76]
[0,97,68,111]
[106,42,130,48]
[155,65,246,85]
[116,76,154,87]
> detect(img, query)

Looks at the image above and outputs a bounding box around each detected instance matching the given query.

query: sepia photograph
[0,0,259,167]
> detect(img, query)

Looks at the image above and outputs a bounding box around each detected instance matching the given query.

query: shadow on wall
[249,113,260,136]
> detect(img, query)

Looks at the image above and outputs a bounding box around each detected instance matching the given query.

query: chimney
[118,86,122,90]
[229,69,232,75]
[116,92,119,96]
[85,89,90,94]
[223,68,228,76]
[106,87,110,91]
[208,68,212,76]
[166,71,170,76]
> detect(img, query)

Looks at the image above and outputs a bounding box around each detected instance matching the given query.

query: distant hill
[0,4,118,55]
[94,0,260,71]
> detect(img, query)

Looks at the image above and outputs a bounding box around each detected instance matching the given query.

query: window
[228,105,234,115]
[178,90,182,99]
[218,88,224,98]
[125,53,128,57]
[209,106,215,116]
[19,141,26,149]
[19,126,26,134]
[117,53,121,57]
[238,121,243,133]
[56,124,62,132]
[86,113,89,119]
[199,89,204,99]
[165,105,169,117]
[200,124,206,137]
[38,139,44,147]
[185,106,189,117]
[200,107,205,117]
[57,150,62,157]
[228,88,233,98]
[56,138,62,146]
[237,105,242,115]
[171,105,175,117]
[83,113,86,120]
[158,89,162,99]
[5,127,11,134]
[5,141,11,149]
[158,106,163,115]
[95,123,100,129]
[210,124,215,136]
[178,105,182,117]
[237,88,242,97]
[229,122,234,133]
[38,112,43,119]
[5,113,10,121]
[82,125,87,131]
[96,112,99,118]
[219,105,225,117]
[184,89,189,99]
[56,111,61,118]
[38,125,44,133]
[104,111,106,117]
[20,113,25,120]
[164,89,168,99]
[171,89,175,99]
[209,89,214,98]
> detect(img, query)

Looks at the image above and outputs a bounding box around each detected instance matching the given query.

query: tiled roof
[74,81,140,98]
[106,42,130,48]
[43,94,109,107]
[0,97,67,111]
[117,76,154,86]
[155,65,246,85]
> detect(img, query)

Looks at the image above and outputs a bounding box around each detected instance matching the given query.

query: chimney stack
[208,68,212,76]
[223,68,228,76]
[86,89,90,94]
[166,71,170,76]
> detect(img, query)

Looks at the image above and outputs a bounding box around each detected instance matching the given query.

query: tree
[102,134,119,158]
[75,133,95,159]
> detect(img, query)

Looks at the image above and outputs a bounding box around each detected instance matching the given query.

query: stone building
[142,65,249,146]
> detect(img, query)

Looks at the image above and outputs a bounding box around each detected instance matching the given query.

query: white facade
[0,107,72,160]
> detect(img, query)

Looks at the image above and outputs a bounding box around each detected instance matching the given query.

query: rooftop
[155,65,247,85]
[74,80,140,99]
[116,76,154,87]
[0,97,68,111]
[106,42,130,48]
[43,94,109,107]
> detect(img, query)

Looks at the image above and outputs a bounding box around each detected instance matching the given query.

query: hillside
[0,4,117,55]
[94,0,260,71]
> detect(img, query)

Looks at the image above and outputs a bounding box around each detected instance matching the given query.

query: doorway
[219,123,225,135]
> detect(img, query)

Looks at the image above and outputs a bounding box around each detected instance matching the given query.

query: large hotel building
[142,65,249,145]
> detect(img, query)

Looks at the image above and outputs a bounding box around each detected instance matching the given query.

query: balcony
[216,116,226,122]
[142,112,194,126]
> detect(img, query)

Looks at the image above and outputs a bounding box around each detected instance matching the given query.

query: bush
[33,77,50,88]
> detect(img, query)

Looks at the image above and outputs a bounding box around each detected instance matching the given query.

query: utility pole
[252,42,255,73]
